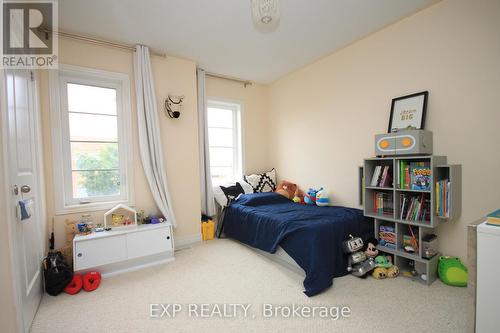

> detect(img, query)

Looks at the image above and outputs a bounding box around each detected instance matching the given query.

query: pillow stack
[213,169,277,208]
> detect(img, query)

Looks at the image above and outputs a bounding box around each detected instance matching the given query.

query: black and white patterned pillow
[213,181,253,207]
[244,169,277,193]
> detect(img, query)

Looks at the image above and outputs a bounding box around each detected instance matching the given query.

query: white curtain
[134,45,176,227]
[197,68,216,217]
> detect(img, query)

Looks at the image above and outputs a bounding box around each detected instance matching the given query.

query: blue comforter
[223,193,373,296]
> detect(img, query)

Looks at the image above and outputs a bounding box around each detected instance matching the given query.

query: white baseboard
[174,233,202,250]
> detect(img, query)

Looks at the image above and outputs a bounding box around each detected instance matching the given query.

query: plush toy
[55,219,79,267]
[292,187,304,203]
[342,235,376,278]
[304,188,318,205]
[363,238,379,258]
[387,265,400,278]
[375,255,393,268]
[372,267,388,279]
[438,256,468,287]
[275,180,298,200]
[315,188,329,206]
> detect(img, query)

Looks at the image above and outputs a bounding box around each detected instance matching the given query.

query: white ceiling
[58,0,437,83]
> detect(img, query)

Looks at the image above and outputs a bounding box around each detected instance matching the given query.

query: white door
[5,69,43,332]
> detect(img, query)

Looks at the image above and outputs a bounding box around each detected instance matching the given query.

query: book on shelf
[373,192,393,216]
[378,225,396,249]
[486,209,500,226]
[399,161,431,191]
[399,193,430,222]
[435,179,450,218]
[370,165,392,187]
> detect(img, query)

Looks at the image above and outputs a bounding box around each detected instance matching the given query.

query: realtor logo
[1,0,58,68]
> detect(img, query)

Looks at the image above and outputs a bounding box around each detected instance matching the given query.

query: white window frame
[207,98,244,185]
[49,64,134,215]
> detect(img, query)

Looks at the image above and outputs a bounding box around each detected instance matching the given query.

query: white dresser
[73,223,174,277]
[476,221,500,332]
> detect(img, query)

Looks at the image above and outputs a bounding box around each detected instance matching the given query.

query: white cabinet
[476,222,500,333]
[127,226,173,259]
[75,234,127,270]
[73,223,174,277]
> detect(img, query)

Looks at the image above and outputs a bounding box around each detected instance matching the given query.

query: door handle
[13,184,19,195]
[21,185,31,193]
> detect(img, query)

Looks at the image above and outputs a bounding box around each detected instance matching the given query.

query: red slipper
[64,274,83,295]
[83,271,101,292]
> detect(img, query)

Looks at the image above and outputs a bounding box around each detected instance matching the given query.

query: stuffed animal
[375,255,393,268]
[304,188,318,205]
[387,265,399,278]
[438,256,468,287]
[275,180,298,200]
[55,219,78,267]
[363,238,379,258]
[372,267,388,279]
[342,235,376,278]
[292,187,304,203]
[315,188,329,206]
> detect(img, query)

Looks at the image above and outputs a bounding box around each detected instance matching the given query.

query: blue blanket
[223,193,373,296]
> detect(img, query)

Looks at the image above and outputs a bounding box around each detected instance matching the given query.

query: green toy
[374,255,393,268]
[438,256,468,287]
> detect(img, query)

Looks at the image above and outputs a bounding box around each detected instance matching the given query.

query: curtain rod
[45,29,252,87]
[42,29,167,57]
[205,71,253,87]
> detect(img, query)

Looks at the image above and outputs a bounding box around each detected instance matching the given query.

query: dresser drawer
[127,226,173,259]
[74,234,127,271]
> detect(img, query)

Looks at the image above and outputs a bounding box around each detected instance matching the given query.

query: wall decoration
[164,94,184,118]
[388,91,428,133]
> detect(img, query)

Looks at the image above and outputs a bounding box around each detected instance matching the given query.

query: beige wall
[40,38,202,249]
[206,77,269,174]
[268,0,500,260]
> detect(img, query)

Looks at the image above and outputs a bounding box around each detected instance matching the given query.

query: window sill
[55,199,134,216]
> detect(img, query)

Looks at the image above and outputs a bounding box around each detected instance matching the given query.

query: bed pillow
[244,169,277,193]
[213,181,253,207]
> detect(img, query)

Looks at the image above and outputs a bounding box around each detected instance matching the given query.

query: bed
[221,192,373,297]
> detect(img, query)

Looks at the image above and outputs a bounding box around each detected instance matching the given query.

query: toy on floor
[387,266,399,278]
[315,188,329,206]
[304,188,318,205]
[64,274,83,295]
[342,235,376,278]
[54,219,78,267]
[375,255,393,268]
[438,256,468,287]
[372,267,388,279]
[363,238,379,258]
[83,271,102,292]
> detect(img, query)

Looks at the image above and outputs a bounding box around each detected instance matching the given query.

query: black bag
[43,251,73,296]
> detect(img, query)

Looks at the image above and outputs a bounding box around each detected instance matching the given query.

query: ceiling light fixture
[251,0,280,33]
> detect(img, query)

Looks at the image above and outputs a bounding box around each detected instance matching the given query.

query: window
[207,100,243,186]
[51,65,133,214]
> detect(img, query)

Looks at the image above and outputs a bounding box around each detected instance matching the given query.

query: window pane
[207,107,233,128]
[209,147,233,167]
[72,170,120,198]
[67,83,117,115]
[71,142,119,170]
[69,113,118,142]
[208,128,233,147]
[211,167,234,186]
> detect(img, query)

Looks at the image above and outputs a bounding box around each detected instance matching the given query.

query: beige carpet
[31,239,471,333]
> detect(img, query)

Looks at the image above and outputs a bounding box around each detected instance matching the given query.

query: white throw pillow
[243,169,277,193]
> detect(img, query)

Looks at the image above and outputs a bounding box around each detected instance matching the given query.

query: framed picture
[388,91,428,133]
